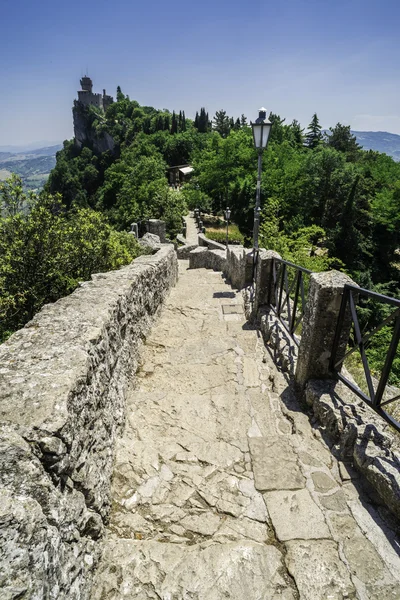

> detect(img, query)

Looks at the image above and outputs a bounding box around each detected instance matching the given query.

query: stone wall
[188,242,253,291]
[197,233,226,251]
[0,246,178,599]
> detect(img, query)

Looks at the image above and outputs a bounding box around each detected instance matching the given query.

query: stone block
[188,247,227,271]
[264,488,330,541]
[285,539,356,600]
[295,270,356,391]
[176,244,198,259]
[249,437,305,491]
[147,218,166,242]
[254,250,281,315]
[138,232,161,251]
[188,246,208,269]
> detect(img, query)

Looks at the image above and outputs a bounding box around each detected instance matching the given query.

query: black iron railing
[330,283,400,432]
[269,258,312,346]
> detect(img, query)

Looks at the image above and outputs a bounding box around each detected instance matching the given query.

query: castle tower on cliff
[73,76,116,153]
[77,76,114,112]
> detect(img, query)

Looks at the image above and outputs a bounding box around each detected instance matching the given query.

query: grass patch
[205,224,244,245]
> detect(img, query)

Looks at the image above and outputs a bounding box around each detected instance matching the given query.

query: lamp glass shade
[225,209,231,220]
[252,122,272,149]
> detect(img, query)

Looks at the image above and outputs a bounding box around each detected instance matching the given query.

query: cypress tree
[171,111,178,134]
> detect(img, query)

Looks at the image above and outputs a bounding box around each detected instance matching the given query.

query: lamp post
[251,108,272,279]
[224,206,231,248]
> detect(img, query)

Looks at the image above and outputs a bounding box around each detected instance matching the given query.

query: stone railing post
[147,219,166,243]
[295,270,356,393]
[254,250,281,315]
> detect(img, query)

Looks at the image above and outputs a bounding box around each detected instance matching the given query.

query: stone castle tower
[77,76,114,112]
[73,76,116,153]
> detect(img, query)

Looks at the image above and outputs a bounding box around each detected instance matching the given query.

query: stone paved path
[184,213,199,245]
[91,263,400,600]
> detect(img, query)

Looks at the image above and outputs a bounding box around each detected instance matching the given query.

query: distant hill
[0,144,63,191]
[0,141,62,153]
[351,131,400,161]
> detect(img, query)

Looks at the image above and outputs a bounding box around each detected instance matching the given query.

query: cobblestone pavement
[91,263,400,600]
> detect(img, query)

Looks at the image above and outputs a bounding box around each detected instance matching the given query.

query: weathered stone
[264,489,330,541]
[306,379,400,521]
[260,311,298,375]
[146,219,166,243]
[329,513,396,585]
[250,437,305,491]
[254,250,281,315]
[319,490,348,512]
[0,246,178,598]
[138,232,161,250]
[311,471,338,493]
[180,513,221,536]
[295,270,356,390]
[176,243,198,259]
[189,247,227,271]
[91,539,296,600]
[285,539,356,600]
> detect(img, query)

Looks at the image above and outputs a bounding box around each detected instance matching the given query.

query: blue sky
[1,0,400,145]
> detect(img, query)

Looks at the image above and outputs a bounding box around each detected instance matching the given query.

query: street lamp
[251,108,272,276]
[224,206,231,248]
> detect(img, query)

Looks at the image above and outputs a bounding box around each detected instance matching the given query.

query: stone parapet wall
[188,247,226,271]
[0,245,178,599]
[197,233,226,251]
[306,379,400,521]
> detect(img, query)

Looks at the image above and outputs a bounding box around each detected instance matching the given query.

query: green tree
[213,110,230,138]
[116,85,125,102]
[171,111,178,135]
[0,179,142,341]
[327,123,360,159]
[306,113,323,149]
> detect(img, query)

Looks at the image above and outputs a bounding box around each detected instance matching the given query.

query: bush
[0,179,143,342]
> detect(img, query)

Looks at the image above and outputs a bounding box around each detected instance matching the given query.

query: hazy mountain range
[0,144,62,191]
[351,131,400,161]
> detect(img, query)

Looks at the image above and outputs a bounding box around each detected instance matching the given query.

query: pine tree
[229,117,235,130]
[234,118,241,130]
[171,111,178,135]
[213,110,230,138]
[178,111,183,131]
[240,114,248,128]
[181,111,186,132]
[306,113,322,149]
[194,111,199,130]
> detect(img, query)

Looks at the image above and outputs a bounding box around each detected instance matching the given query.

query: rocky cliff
[73,102,116,155]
